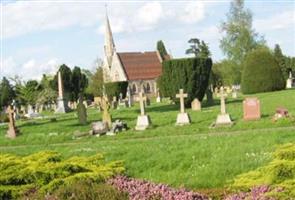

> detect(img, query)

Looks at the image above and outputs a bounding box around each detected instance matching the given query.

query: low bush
[230,143,295,199]
[0,151,124,199]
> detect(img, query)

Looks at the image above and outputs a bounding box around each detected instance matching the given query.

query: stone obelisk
[55,71,70,113]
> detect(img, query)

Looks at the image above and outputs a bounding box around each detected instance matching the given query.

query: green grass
[1,89,295,191]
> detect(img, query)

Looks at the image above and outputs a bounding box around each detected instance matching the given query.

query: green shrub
[158,57,212,106]
[231,143,295,199]
[105,81,128,99]
[241,48,285,94]
[0,151,124,199]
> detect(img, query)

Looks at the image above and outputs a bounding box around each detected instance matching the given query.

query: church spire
[104,5,115,68]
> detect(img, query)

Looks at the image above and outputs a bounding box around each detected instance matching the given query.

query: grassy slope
[0,89,295,190]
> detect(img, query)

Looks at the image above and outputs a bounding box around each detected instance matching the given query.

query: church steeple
[104,6,116,68]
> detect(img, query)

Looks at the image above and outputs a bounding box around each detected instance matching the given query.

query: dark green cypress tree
[157,40,169,61]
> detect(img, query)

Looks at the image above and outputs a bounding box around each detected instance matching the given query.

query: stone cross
[6,105,17,138]
[138,92,147,116]
[217,87,228,115]
[58,71,64,98]
[176,89,188,113]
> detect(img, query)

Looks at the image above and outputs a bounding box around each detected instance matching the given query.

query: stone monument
[156,89,161,103]
[215,87,232,126]
[77,96,87,125]
[55,71,70,113]
[135,92,151,131]
[286,71,293,89]
[232,86,238,99]
[111,96,118,109]
[6,105,18,139]
[243,97,261,121]
[191,98,201,111]
[176,89,191,125]
[101,96,112,128]
[126,88,133,107]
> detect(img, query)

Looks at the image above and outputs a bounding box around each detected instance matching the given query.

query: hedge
[105,81,128,99]
[241,48,285,94]
[158,57,212,106]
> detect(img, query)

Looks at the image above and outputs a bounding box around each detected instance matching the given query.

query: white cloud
[1,57,60,80]
[179,1,205,24]
[2,1,102,38]
[254,10,295,32]
[3,1,208,39]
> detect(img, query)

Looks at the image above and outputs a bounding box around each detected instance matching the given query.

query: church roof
[117,51,162,81]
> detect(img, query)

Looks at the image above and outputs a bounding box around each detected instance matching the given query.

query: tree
[157,40,169,61]
[186,38,211,58]
[37,75,57,106]
[242,47,285,94]
[0,77,14,108]
[274,44,290,80]
[71,66,88,101]
[220,0,265,84]
[88,67,104,97]
[19,80,41,106]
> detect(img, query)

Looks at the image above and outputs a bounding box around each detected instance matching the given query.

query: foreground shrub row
[0,151,124,199]
[230,143,295,199]
[108,175,208,200]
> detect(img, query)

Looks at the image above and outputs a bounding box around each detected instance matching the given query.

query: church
[102,13,166,97]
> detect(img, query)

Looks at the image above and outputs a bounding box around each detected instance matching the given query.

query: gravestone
[156,89,161,103]
[176,89,191,125]
[135,92,151,131]
[243,97,261,121]
[55,71,70,113]
[273,107,289,121]
[215,87,232,126]
[232,86,238,99]
[145,97,151,107]
[6,105,18,139]
[77,96,87,125]
[126,88,133,107]
[191,98,201,111]
[111,96,118,109]
[101,96,112,128]
[286,71,294,89]
[90,121,108,136]
[83,100,88,108]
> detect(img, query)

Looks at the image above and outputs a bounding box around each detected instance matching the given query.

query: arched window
[146,82,151,93]
[132,84,137,93]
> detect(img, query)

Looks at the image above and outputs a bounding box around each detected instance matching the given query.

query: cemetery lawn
[0,89,295,194]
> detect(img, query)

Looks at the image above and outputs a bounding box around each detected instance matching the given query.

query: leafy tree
[88,67,104,97]
[19,80,41,106]
[212,60,240,86]
[242,47,285,94]
[0,77,14,108]
[71,66,88,101]
[157,40,169,61]
[220,0,265,84]
[186,38,211,58]
[37,74,57,106]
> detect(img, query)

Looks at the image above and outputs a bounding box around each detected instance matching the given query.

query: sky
[1,0,295,81]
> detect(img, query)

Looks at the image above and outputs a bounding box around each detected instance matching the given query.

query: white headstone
[215,87,232,126]
[135,92,151,131]
[175,89,191,125]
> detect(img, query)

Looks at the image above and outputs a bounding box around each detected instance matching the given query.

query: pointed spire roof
[104,5,116,67]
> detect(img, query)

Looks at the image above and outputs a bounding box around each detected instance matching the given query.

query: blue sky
[1,0,295,80]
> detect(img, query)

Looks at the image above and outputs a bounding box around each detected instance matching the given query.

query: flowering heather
[108,175,208,200]
[225,186,279,200]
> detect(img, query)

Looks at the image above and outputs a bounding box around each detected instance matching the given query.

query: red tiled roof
[117,51,162,81]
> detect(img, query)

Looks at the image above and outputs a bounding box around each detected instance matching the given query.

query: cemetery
[1,0,295,199]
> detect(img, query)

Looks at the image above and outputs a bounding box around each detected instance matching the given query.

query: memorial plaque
[243,98,261,120]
